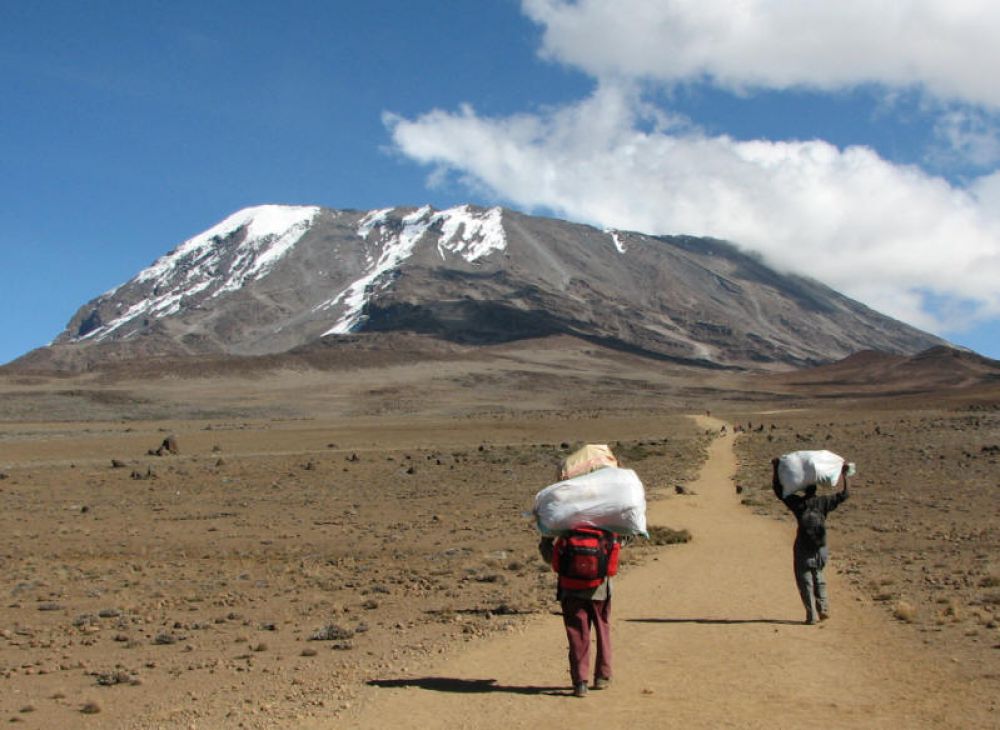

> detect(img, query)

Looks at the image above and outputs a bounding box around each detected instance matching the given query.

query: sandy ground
[342,418,998,728]
[1,340,998,728]
[0,410,708,728]
[732,407,1000,681]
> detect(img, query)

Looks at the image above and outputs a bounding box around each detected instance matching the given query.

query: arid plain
[1,335,998,728]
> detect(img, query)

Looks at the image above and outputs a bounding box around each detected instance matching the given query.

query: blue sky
[2,0,999,365]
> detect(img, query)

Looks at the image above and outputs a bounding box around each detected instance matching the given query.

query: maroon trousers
[561,595,612,685]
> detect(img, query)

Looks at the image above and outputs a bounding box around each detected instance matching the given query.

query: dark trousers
[794,546,829,620]
[561,595,612,685]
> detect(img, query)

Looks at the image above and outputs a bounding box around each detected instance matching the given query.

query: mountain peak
[76,205,322,343]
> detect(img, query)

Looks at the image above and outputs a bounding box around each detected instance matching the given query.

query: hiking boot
[804,615,816,625]
[818,611,830,622]
[593,677,611,690]
[573,682,588,698]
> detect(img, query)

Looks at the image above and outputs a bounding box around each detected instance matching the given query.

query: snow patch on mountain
[357,207,394,239]
[436,205,505,261]
[136,205,320,286]
[321,205,506,335]
[318,206,436,335]
[75,205,320,342]
[606,229,627,254]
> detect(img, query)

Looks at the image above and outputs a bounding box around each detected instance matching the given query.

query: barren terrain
[733,406,1000,681]
[345,418,997,729]
[1,336,998,727]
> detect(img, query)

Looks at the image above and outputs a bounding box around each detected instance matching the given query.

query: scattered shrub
[893,601,918,623]
[309,624,353,641]
[645,526,692,545]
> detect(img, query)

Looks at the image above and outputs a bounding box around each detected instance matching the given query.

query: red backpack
[552,527,620,590]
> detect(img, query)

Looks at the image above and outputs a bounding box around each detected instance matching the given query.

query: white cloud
[931,109,1000,168]
[387,1,1000,340]
[971,169,1000,207]
[388,83,1000,333]
[522,0,1000,109]
[520,1,1000,170]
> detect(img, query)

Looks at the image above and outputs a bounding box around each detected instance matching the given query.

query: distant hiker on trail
[539,529,626,698]
[772,458,850,624]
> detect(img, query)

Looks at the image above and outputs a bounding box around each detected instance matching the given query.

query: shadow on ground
[367,677,568,696]
[627,617,803,626]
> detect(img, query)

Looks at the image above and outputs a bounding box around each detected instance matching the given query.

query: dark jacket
[773,482,848,554]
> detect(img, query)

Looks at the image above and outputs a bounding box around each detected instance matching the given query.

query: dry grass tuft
[645,525,692,545]
[893,601,918,623]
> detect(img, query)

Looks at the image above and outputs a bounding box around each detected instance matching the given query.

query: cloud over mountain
[386,1,1000,345]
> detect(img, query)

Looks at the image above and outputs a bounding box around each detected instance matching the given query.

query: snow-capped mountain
[68,204,507,351]
[28,203,946,370]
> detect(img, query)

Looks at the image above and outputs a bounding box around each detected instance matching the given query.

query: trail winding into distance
[337,417,995,729]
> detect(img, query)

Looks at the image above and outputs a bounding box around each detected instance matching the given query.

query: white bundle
[776,450,849,498]
[533,467,647,537]
[559,443,618,480]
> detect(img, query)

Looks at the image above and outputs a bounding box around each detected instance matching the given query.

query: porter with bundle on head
[534,444,647,698]
[772,450,854,624]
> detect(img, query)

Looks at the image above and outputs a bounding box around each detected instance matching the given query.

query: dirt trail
[337,418,995,729]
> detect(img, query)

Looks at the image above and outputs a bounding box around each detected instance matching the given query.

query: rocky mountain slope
[14,204,947,371]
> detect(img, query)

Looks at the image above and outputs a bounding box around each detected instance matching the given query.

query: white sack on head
[534,466,647,537]
[776,450,845,498]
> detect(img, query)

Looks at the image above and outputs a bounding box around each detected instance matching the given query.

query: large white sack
[776,450,845,498]
[533,467,647,537]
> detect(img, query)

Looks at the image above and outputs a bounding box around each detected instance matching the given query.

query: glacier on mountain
[72,203,507,344]
[322,204,506,335]
[135,205,321,287]
[74,205,321,342]
[606,229,627,254]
